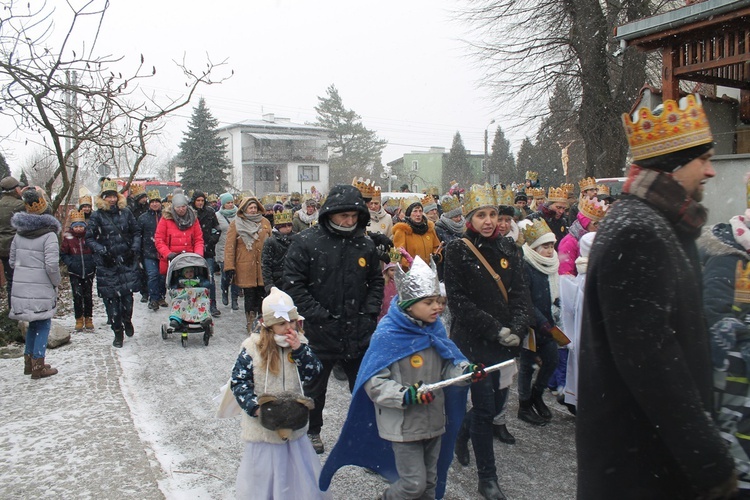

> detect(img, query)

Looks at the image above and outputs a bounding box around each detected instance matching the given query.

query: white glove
[498,327,521,347]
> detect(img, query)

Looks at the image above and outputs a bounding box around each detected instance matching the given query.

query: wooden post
[662,46,680,101]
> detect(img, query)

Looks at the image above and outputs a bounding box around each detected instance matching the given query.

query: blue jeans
[205,257,217,303]
[218,262,240,299]
[518,338,559,401]
[25,319,51,359]
[143,258,165,302]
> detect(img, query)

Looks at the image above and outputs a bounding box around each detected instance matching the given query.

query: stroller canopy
[166,252,209,288]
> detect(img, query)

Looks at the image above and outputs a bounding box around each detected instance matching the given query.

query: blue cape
[319,297,469,498]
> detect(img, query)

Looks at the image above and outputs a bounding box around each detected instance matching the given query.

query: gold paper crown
[463,184,497,215]
[440,195,461,214]
[207,193,218,203]
[100,179,119,195]
[528,187,546,199]
[273,210,293,225]
[578,177,597,192]
[371,185,382,202]
[25,190,48,215]
[735,261,750,304]
[578,195,608,222]
[399,195,421,211]
[260,194,275,207]
[496,187,515,207]
[384,197,401,210]
[69,209,85,224]
[388,247,402,263]
[622,94,713,162]
[525,171,539,181]
[547,186,569,204]
[561,183,576,197]
[426,186,439,196]
[147,189,161,202]
[596,184,611,196]
[352,177,376,199]
[419,193,435,207]
[521,219,552,247]
[129,183,146,197]
[78,195,92,207]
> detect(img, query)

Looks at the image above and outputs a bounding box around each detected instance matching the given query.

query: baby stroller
[161,252,214,347]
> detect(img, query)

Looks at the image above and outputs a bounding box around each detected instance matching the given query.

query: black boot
[124,321,134,338]
[531,386,552,421]
[231,296,239,311]
[112,329,124,348]
[332,362,347,381]
[454,419,470,466]
[478,479,506,500]
[518,399,547,426]
[492,424,516,444]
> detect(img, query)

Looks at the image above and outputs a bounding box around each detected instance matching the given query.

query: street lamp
[484,119,495,183]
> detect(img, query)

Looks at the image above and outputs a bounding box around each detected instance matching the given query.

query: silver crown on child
[394,255,441,302]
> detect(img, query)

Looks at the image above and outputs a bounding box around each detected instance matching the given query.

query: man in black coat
[283,184,384,454]
[525,187,568,250]
[138,191,165,311]
[191,191,221,316]
[577,94,736,499]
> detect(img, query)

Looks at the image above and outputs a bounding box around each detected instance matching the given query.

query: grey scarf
[171,205,197,231]
[235,213,265,250]
[438,213,465,236]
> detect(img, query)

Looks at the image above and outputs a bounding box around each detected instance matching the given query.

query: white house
[217,113,331,196]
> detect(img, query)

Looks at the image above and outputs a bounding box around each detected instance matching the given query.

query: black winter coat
[85,195,142,298]
[262,229,293,293]
[283,184,384,360]
[445,230,530,365]
[138,208,162,261]
[577,196,734,499]
[523,263,555,343]
[434,218,463,281]
[194,205,220,258]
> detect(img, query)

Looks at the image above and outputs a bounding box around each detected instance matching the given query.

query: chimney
[262,113,275,123]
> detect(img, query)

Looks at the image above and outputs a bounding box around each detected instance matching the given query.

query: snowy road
[0,294,577,499]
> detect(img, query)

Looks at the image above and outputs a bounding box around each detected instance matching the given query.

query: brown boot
[75,317,84,331]
[24,354,50,375]
[84,317,94,330]
[30,357,58,379]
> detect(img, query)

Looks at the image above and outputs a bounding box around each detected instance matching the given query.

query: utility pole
[484,119,495,184]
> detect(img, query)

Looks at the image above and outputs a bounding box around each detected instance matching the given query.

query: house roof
[615,0,750,43]
[243,132,328,141]
[217,118,329,134]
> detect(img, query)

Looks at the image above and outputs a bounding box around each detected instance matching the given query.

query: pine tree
[0,152,9,180]
[489,127,517,185]
[177,98,230,195]
[445,132,473,186]
[19,170,28,187]
[314,85,387,185]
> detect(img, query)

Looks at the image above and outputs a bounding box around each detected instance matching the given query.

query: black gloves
[167,252,178,261]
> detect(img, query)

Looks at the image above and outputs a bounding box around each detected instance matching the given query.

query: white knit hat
[262,287,299,327]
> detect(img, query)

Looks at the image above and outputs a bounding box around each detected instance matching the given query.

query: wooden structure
[616,0,750,121]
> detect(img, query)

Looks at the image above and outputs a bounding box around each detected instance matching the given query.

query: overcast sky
[5,0,531,175]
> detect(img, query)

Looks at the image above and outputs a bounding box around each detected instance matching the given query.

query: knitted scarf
[234,213,264,250]
[296,208,318,225]
[406,217,428,235]
[623,164,708,239]
[438,213,465,235]
[522,244,561,324]
[219,206,238,219]
[170,205,197,231]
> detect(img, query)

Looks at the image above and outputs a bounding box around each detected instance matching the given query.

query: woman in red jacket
[154,193,204,276]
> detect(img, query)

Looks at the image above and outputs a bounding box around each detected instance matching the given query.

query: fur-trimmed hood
[11,212,61,237]
[94,193,127,210]
[698,222,747,260]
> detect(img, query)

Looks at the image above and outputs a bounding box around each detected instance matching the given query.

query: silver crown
[394,255,441,302]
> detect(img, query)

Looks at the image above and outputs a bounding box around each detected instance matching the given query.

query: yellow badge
[380,223,386,229]
[410,354,424,368]
[561,226,566,232]
[287,352,295,363]
[358,257,366,267]
[500,258,509,269]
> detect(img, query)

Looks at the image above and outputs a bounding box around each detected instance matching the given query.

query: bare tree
[457,0,677,177]
[0,0,232,211]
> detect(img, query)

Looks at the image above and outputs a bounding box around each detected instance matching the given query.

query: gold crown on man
[561,183,576,197]
[78,195,92,207]
[463,184,497,215]
[371,185,382,202]
[521,219,552,247]
[735,261,750,304]
[525,171,539,182]
[129,183,146,197]
[147,189,161,202]
[527,187,546,199]
[441,195,462,214]
[496,187,515,207]
[578,196,608,222]
[273,210,293,226]
[578,177,597,192]
[419,193,434,207]
[547,186,569,204]
[352,177,376,199]
[69,209,85,224]
[100,179,118,195]
[622,94,713,161]
[596,184,611,196]
[426,186,439,196]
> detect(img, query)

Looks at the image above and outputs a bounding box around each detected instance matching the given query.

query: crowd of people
[1,92,745,499]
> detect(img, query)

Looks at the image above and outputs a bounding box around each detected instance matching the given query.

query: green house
[386,147,486,194]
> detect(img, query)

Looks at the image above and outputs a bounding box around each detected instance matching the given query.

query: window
[256,165,276,181]
[411,160,419,171]
[298,165,319,181]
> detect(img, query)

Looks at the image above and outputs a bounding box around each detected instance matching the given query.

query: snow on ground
[0,289,578,499]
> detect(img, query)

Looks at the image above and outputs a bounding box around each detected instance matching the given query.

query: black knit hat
[636,143,714,172]
[405,202,423,217]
